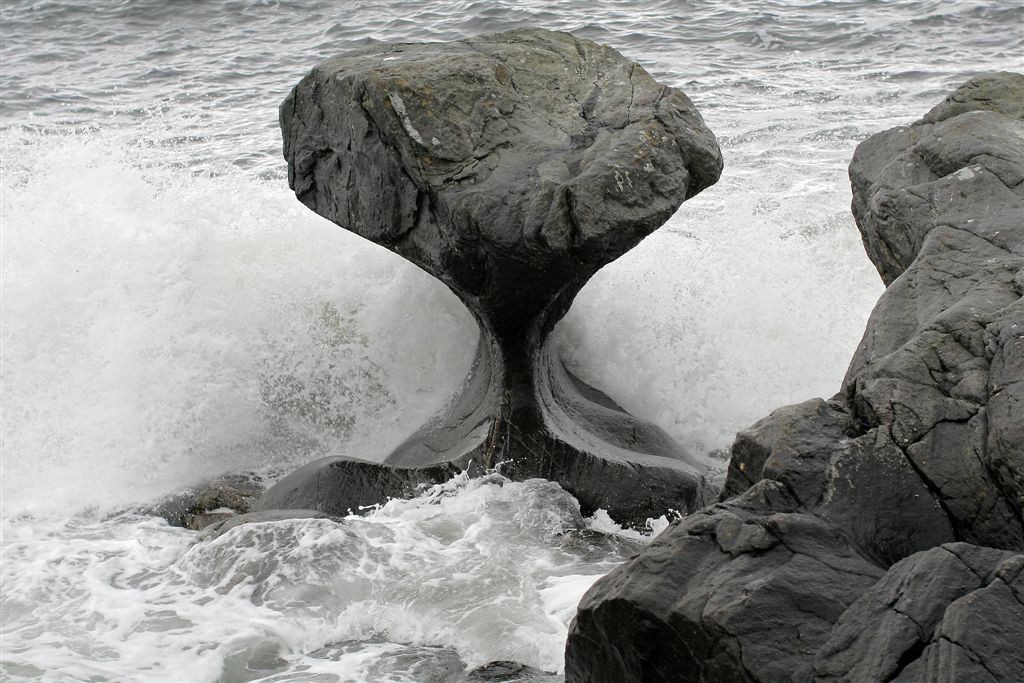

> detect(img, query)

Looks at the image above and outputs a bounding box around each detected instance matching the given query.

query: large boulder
[816,543,1024,682]
[261,28,723,526]
[566,72,1024,680]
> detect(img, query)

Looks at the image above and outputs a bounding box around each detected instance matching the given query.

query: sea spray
[0,130,476,517]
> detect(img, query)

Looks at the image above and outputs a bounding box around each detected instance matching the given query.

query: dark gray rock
[849,71,1024,286]
[467,661,553,681]
[815,543,1024,682]
[256,457,459,516]
[557,528,646,561]
[842,71,1024,550]
[144,473,265,530]
[566,482,886,683]
[566,73,1024,681]
[264,28,723,526]
[722,398,853,505]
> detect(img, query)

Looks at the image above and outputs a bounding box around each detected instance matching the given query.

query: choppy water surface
[3,475,652,681]
[2,1,1022,680]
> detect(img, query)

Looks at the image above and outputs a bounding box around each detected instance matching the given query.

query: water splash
[0,129,476,517]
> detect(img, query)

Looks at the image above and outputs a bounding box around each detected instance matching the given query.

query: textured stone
[257,457,460,516]
[263,28,723,526]
[816,544,1024,682]
[144,473,265,530]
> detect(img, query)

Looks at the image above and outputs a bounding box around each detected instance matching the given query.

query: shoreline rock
[565,72,1024,681]
[261,28,724,527]
[144,472,265,530]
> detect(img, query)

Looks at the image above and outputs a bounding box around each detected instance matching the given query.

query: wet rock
[842,70,1024,550]
[848,70,1024,286]
[467,661,553,681]
[264,27,723,526]
[306,639,467,682]
[566,73,1024,680]
[256,457,460,517]
[195,509,340,541]
[557,528,645,561]
[145,473,265,530]
[567,484,885,683]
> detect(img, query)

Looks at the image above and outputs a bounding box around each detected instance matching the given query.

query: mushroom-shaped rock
[260,28,723,526]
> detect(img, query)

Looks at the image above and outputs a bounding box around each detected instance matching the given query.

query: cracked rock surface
[261,28,723,527]
[565,72,1023,681]
[816,543,1024,682]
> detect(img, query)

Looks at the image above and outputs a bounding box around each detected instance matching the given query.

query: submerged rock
[467,661,553,681]
[262,28,723,526]
[566,73,1024,680]
[195,509,339,541]
[145,472,265,530]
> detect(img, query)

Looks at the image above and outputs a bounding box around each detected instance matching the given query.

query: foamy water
[3,475,650,681]
[2,0,1022,680]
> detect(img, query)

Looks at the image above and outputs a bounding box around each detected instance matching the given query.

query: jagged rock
[262,28,723,526]
[815,543,1024,682]
[566,73,1024,680]
[566,481,886,682]
[849,71,1024,286]
[195,509,340,541]
[843,70,1024,550]
[467,660,552,681]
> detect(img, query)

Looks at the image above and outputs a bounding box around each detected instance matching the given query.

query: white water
[3,475,650,681]
[1,130,476,516]
[2,0,1021,680]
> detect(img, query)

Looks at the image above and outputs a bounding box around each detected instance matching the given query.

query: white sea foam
[1,476,626,682]
[0,130,476,517]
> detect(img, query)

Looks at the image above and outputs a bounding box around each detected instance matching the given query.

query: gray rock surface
[566,72,1024,681]
[849,71,1024,286]
[843,70,1024,550]
[816,543,1024,682]
[263,28,723,526]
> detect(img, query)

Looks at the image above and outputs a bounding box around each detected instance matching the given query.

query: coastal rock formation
[259,28,723,526]
[566,72,1024,680]
[146,473,265,530]
[816,543,1024,681]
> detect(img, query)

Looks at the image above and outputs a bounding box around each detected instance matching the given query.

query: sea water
[2,1,1021,681]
